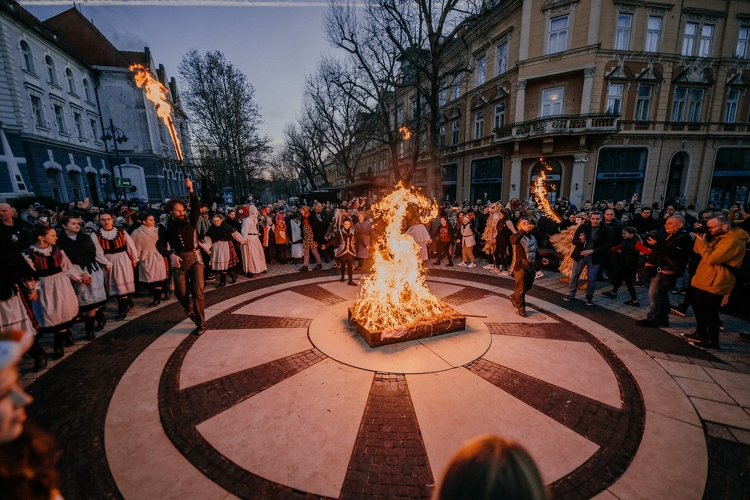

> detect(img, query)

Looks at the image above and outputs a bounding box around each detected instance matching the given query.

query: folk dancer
[92,213,138,321]
[57,216,109,340]
[322,218,358,286]
[204,214,243,287]
[131,214,170,306]
[240,204,266,275]
[508,218,538,317]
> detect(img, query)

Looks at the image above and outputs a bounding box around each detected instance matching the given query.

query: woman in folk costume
[274,218,289,264]
[131,214,170,306]
[0,239,46,371]
[289,215,304,263]
[91,213,139,321]
[299,205,322,272]
[405,217,431,262]
[322,218,358,285]
[23,225,81,360]
[354,211,373,269]
[57,216,109,340]
[240,204,267,275]
[325,208,345,269]
[482,203,502,269]
[204,214,243,287]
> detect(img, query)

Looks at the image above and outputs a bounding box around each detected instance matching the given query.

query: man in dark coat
[563,211,613,306]
[308,202,329,263]
[0,203,30,252]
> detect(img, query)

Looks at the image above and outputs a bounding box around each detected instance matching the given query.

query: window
[452,73,461,100]
[672,87,687,121]
[541,87,564,117]
[83,79,91,101]
[20,41,33,73]
[736,27,750,59]
[687,89,704,122]
[645,17,661,52]
[474,111,484,139]
[451,120,459,145]
[397,106,404,125]
[74,113,83,138]
[411,99,418,119]
[606,83,623,115]
[615,14,632,50]
[30,96,44,127]
[46,169,62,200]
[497,42,508,76]
[90,119,98,141]
[682,22,698,56]
[635,86,652,121]
[54,104,66,133]
[494,102,505,129]
[439,83,447,107]
[45,56,56,85]
[69,171,83,200]
[699,25,714,57]
[439,125,446,146]
[476,56,486,87]
[66,68,76,94]
[725,89,740,123]
[548,16,569,54]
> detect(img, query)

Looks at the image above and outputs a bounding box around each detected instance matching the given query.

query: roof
[44,7,131,68]
[120,51,149,66]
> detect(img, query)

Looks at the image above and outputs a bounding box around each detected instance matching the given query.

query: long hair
[0,424,60,500]
[435,435,547,500]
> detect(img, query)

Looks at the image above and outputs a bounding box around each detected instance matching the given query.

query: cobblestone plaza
[20,264,750,499]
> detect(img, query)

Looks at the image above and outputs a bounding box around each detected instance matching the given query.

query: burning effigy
[348,183,465,347]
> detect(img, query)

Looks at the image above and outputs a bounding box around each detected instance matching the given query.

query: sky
[22,2,334,149]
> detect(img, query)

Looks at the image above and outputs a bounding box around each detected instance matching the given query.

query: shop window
[470,156,503,202]
[709,148,750,209]
[594,147,647,202]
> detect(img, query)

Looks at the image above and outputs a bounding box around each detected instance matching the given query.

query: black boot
[95,308,107,331]
[84,316,96,340]
[150,287,162,307]
[64,329,75,347]
[116,297,131,321]
[53,331,65,360]
[218,273,227,287]
[29,337,47,372]
[163,281,171,301]
[229,271,238,284]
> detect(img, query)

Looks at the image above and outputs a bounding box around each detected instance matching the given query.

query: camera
[690,225,708,234]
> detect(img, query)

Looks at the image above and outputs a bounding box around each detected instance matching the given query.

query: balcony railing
[619,121,750,133]
[493,113,619,142]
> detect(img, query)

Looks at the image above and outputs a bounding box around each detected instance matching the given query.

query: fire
[532,159,562,223]
[130,64,183,162]
[350,183,462,336]
[399,125,412,141]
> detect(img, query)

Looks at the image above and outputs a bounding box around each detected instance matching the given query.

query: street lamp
[101,118,128,201]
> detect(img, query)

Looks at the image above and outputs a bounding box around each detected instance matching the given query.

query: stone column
[570,154,589,205]
[515,80,527,124]
[509,157,522,200]
[580,67,596,115]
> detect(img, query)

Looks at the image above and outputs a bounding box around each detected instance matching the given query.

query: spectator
[0,203,30,252]
[563,211,613,305]
[457,215,478,268]
[602,226,650,306]
[434,435,547,500]
[602,208,623,281]
[322,218,358,286]
[682,216,749,350]
[632,206,657,235]
[636,216,692,328]
[308,203,329,263]
[433,216,455,267]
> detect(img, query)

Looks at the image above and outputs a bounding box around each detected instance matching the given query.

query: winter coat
[571,223,613,265]
[692,227,749,295]
[645,229,693,274]
[460,223,476,248]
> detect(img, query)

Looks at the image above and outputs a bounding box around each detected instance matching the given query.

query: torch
[532,158,562,223]
[130,64,185,176]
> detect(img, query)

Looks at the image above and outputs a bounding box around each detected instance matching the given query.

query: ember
[349,184,465,347]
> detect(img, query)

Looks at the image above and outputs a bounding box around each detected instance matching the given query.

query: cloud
[23,0,332,6]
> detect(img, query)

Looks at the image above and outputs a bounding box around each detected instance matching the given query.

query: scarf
[131,225,160,259]
[57,231,98,272]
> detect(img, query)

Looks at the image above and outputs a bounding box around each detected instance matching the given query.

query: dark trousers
[692,288,723,343]
[647,272,676,324]
[436,240,453,264]
[510,266,535,309]
[607,251,621,282]
[612,265,638,300]
[173,258,205,329]
[340,255,354,282]
[276,244,287,263]
[494,241,511,269]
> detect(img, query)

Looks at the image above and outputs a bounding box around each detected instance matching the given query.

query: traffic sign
[115,177,132,188]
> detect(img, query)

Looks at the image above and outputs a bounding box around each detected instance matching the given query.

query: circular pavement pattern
[25,270,711,500]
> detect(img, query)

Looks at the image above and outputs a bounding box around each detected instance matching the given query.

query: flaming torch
[532,158,562,223]
[129,64,184,173]
[349,183,465,347]
[399,125,412,141]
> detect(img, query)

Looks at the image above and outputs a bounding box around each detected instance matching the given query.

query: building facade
[348,0,750,210]
[0,1,191,205]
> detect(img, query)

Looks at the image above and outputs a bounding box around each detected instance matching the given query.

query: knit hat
[0,330,34,371]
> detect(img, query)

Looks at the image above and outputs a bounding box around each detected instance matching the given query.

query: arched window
[46,168,63,201]
[82,79,91,102]
[20,41,34,73]
[45,55,56,85]
[68,170,83,200]
[65,68,76,94]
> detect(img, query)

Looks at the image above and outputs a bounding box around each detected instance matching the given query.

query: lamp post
[101,118,128,201]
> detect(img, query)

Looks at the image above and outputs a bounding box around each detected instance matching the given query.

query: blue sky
[23,3,333,148]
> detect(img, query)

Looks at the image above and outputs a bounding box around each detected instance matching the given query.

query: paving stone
[729,427,750,446]
[486,322,586,342]
[705,367,750,389]
[703,434,750,500]
[654,358,713,382]
[722,385,750,408]
[705,422,737,442]
[673,377,736,404]
[691,398,750,429]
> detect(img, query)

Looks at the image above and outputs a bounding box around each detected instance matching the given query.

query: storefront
[530,159,562,203]
[441,163,457,203]
[470,156,503,203]
[709,148,750,209]
[594,147,647,202]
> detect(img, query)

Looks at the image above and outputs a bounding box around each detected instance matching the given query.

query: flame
[399,125,412,141]
[351,183,461,333]
[533,159,562,223]
[130,64,183,162]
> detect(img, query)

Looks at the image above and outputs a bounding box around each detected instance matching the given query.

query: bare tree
[179,50,272,200]
[282,117,329,191]
[267,152,304,200]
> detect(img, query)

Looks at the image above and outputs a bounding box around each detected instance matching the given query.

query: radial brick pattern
[340,374,434,500]
[486,322,586,342]
[441,287,490,306]
[206,313,312,330]
[291,283,347,305]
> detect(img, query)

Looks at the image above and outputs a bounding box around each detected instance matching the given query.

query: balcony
[493,114,619,142]
[619,121,750,134]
